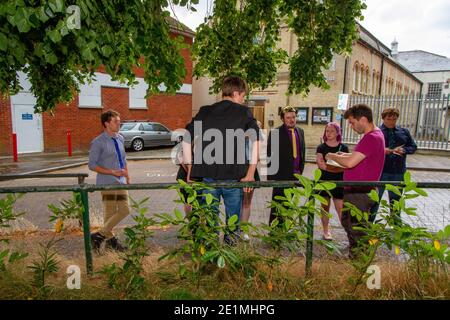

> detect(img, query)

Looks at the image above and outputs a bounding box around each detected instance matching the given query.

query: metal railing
[0,173,88,185]
[1,177,449,276]
[342,94,450,151]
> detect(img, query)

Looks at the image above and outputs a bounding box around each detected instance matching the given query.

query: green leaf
[101,45,113,57]
[48,30,61,43]
[174,209,183,221]
[44,52,58,65]
[412,187,427,197]
[385,184,402,196]
[314,169,322,182]
[81,47,94,61]
[368,189,379,203]
[13,8,32,33]
[313,194,328,205]
[187,195,196,204]
[204,193,213,205]
[444,225,450,238]
[217,256,225,269]
[38,6,50,23]
[319,182,336,191]
[228,214,238,227]
[298,175,312,189]
[403,171,411,184]
[48,0,65,14]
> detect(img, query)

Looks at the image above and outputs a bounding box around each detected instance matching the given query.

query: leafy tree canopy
[193,0,366,95]
[0,0,198,113]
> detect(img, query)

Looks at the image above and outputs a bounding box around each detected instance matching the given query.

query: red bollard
[67,130,72,157]
[12,132,18,162]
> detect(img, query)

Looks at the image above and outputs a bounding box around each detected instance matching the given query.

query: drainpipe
[343,57,349,93]
[341,57,349,129]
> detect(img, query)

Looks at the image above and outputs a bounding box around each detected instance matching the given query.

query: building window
[426,82,443,99]
[371,71,376,95]
[353,63,359,92]
[359,65,364,93]
[396,82,402,95]
[365,68,369,94]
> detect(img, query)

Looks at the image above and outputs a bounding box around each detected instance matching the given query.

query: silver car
[120,121,181,151]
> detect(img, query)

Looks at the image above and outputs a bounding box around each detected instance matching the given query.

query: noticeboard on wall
[312,107,333,124]
[295,107,309,124]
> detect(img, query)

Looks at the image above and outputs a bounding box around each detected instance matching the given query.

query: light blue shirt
[88,131,127,185]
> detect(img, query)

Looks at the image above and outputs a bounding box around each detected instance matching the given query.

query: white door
[12,104,43,153]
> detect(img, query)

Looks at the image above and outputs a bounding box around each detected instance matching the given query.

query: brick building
[193,23,422,148]
[0,21,194,156]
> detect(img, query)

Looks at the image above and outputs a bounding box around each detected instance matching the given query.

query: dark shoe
[106,237,127,252]
[224,232,239,246]
[91,232,106,251]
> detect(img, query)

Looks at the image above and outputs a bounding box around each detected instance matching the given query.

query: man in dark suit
[182,76,260,244]
[267,106,306,225]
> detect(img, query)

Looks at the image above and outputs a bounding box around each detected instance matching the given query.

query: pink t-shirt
[344,128,385,188]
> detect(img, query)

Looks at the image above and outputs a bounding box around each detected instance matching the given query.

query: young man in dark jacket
[182,76,260,244]
[267,106,306,225]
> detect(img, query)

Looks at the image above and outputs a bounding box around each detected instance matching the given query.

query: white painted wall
[79,72,193,109]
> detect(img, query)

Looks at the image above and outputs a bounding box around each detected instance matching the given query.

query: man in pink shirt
[326,104,385,257]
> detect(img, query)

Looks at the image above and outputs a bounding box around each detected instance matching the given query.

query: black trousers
[341,192,374,252]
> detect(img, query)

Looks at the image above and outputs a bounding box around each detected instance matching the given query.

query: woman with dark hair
[316,122,349,240]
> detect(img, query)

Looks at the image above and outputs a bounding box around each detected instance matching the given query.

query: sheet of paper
[326,159,346,168]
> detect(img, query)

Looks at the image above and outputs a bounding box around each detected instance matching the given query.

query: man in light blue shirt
[88,110,130,252]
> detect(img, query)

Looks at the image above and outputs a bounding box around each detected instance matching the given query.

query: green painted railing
[1,176,449,276]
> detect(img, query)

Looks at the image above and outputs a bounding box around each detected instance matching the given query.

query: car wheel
[131,138,144,152]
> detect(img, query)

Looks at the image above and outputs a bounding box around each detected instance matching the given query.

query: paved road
[0,160,448,237]
[2,143,450,175]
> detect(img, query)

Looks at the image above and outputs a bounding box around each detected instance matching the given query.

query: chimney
[391,38,398,56]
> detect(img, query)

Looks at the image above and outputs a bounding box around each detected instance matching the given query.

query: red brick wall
[1,31,193,155]
[41,88,192,153]
[0,97,12,156]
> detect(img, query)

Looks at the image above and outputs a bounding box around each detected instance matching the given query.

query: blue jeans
[202,178,243,244]
[370,172,404,223]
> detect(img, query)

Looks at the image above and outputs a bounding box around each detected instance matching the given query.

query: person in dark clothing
[267,106,306,225]
[316,122,349,240]
[370,107,417,223]
[182,76,261,244]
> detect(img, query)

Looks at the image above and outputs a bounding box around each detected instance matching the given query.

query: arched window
[385,77,388,95]
[365,68,370,94]
[359,64,365,93]
[372,70,376,95]
[353,62,359,92]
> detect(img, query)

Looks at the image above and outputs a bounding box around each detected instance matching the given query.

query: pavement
[0,146,176,175]
[0,158,448,236]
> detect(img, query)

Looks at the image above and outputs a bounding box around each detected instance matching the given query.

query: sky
[171,0,450,58]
